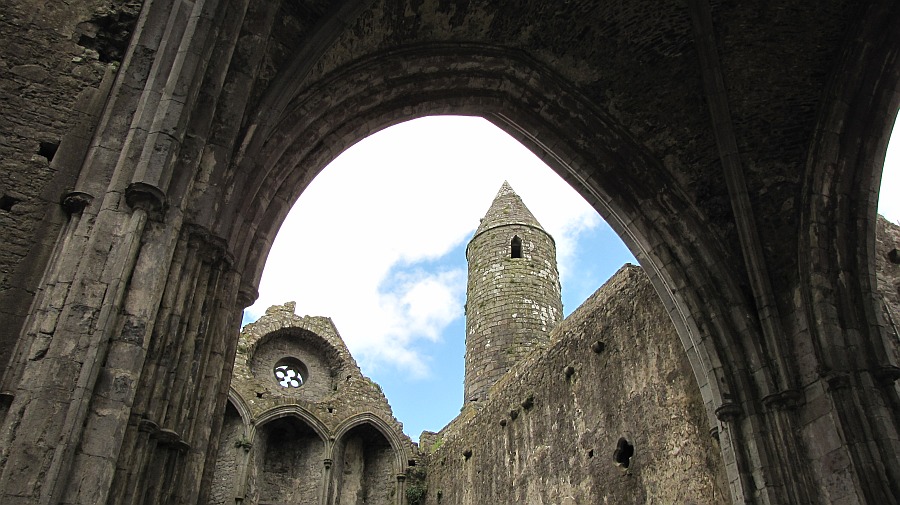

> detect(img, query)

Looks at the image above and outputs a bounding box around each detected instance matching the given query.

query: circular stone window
[273,357,308,388]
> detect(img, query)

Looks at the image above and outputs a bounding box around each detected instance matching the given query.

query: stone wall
[248,330,340,403]
[208,404,244,505]
[0,0,138,373]
[257,417,325,505]
[231,304,408,435]
[876,215,900,367]
[424,265,729,504]
[332,425,397,505]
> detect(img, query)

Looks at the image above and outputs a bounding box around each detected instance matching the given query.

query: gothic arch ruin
[0,1,898,503]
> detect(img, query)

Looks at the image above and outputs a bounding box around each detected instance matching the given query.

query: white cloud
[246,116,615,377]
[390,269,465,342]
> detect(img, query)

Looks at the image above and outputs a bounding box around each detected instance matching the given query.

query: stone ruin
[2,2,899,503]
[208,184,900,504]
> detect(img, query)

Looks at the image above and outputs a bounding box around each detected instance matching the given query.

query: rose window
[273,357,308,388]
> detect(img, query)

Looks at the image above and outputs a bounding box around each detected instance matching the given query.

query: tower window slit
[511,235,522,258]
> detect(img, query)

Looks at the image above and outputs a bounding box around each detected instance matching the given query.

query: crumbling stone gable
[208,301,413,505]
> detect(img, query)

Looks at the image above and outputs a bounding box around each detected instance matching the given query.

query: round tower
[464,181,562,404]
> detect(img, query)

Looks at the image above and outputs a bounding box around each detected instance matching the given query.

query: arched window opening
[511,236,523,258]
[613,437,634,469]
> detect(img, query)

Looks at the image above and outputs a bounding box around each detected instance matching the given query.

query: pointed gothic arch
[222,43,737,430]
[0,2,898,504]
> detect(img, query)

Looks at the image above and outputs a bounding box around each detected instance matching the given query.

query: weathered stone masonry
[423,186,730,504]
[0,1,899,504]
[425,264,730,505]
[464,182,561,404]
[207,302,413,505]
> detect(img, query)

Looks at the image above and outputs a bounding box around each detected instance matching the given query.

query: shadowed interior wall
[257,417,325,505]
[208,403,246,505]
[332,424,396,505]
[0,0,141,375]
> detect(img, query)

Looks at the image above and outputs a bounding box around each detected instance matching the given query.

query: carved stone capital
[237,284,259,309]
[153,428,190,452]
[125,182,166,213]
[762,389,802,410]
[138,418,160,434]
[715,402,742,422]
[60,191,94,214]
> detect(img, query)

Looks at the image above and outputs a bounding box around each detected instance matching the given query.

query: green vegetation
[406,467,427,505]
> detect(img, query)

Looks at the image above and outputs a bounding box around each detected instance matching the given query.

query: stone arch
[253,412,330,505]
[799,2,900,379]
[221,44,752,427]
[254,405,331,445]
[331,413,408,474]
[797,2,900,501]
[247,327,343,366]
[6,2,898,504]
[208,45,785,497]
[227,388,253,429]
[329,413,407,505]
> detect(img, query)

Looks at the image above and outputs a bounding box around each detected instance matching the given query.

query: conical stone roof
[473,181,547,237]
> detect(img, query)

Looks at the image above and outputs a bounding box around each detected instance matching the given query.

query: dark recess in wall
[75,2,142,63]
[0,195,21,212]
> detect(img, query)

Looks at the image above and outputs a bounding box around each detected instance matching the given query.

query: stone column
[233,436,254,504]
[320,458,334,505]
[395,473,407,505]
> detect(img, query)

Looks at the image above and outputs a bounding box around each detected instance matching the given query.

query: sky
[244,114,900,441]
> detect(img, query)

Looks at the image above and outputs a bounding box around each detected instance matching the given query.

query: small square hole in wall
[0,195,21,212]
[38,141,59,162]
